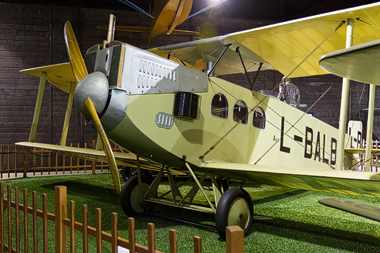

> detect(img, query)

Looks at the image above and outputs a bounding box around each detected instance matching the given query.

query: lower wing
[201,162,380,197]
[16,142,162,172]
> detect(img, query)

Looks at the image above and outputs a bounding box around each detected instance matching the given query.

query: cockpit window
[211,93,228,119]
[233,100,248,124]
[252,106,266,129]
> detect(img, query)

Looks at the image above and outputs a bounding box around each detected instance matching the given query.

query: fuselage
[84,41,356,175]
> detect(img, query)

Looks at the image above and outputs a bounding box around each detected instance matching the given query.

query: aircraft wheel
[120,175,152,217]
[215,188,253,240]
[121,166,138,182]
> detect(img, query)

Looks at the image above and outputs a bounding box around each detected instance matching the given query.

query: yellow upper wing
[20,62,75,94]
[229,2,380,77]
[150,2,380,78]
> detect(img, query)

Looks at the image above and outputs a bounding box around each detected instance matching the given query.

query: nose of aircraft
[74,71,109,121]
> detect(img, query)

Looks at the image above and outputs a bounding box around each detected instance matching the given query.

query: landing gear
[119,162,254,240]
[120,175,153,216]
[121,166,138,182]
[215,188,253,239]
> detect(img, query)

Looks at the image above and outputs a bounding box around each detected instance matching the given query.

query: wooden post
[14,145,18,178]
[42,194,48,253]
[96,208,102,253]
[7,184,11,251]
[111,213,118,253]
[15,187,20,253]
[147,223,155,253]
[33,191,38,252]
[82,205,88,253]
[23,189,28,253]
[70,201,75,253]
[29,72,47,142]
[70,144,73,174]
[1,182,4,253]
[7,146,10,178]
[169,229,177,253]
[128,217,136,253]
[226,226,244,253]
[193,236,202,253]
[55,186,67,253]
[91,140,96,173]
[23,147,27,178]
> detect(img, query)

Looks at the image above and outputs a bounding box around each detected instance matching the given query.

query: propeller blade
[64,18,120,194]
[83,97,121,194]
[64,21,88,83]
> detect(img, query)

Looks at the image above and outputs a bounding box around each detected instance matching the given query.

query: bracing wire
[200,20,347,163]
[271,20,346,92]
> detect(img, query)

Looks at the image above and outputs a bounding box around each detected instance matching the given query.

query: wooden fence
[0,182,244,253]
[1,138,380,178]
[356,140,380,172]
[0,141,113,179]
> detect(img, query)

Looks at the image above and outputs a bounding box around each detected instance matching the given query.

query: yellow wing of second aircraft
[20,62,75,94]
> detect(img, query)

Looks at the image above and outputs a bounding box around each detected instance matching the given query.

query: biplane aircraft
[98,0,227,41]
[17,2,380,239]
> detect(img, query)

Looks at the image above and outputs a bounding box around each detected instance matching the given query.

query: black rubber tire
[121,166,138,182]
[215,188,253,240]
[120,175,152,217]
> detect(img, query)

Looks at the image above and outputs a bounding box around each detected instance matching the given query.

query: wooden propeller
[64,20,121,194]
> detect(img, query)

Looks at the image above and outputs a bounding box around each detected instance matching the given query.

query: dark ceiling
[4,0,380,21]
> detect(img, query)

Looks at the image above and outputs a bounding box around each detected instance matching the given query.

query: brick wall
[0,2,378,147]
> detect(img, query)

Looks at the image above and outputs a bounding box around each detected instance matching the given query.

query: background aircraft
[97,0,227,41]
[18,2,380,239]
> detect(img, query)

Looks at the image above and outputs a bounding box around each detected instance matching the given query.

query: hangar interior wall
[0,2,379,147]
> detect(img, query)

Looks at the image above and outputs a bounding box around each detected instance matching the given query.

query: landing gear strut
[119,162,254,239]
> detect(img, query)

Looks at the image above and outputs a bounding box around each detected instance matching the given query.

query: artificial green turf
[2,173,380,252]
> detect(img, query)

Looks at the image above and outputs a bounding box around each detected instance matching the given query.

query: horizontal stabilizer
[319,197,380,222]
[319,39,380,85]
[20,63,75,93]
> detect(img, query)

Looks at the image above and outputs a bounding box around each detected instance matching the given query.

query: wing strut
[29,72,47,142]
[251,63,263,90]
[336,18,354,170]
[207,44,231,76]
[236,47,263,90]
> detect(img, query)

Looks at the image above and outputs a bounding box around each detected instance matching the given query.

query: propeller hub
[74,71,109,121]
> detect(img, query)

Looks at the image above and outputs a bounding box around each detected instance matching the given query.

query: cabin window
[233,100,248,124]
[252,106,266,129]
[211,93,228,119]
